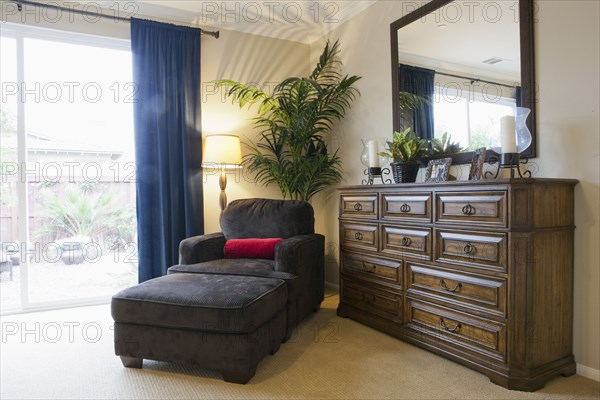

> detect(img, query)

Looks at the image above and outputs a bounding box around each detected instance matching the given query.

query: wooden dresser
[337,178,578,391]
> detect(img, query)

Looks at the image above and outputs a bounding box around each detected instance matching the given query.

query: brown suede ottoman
[111,273,287,384]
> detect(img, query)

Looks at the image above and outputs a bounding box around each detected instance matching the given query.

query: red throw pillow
[224,238,284,260]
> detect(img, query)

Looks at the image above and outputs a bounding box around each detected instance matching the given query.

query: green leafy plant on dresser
[424,132,465,157]
[380,128,428,183]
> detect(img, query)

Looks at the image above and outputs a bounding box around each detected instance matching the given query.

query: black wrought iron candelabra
[484,153,532,179]
[362,167,392,185]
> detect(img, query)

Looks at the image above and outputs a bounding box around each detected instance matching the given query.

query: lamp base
[219,171,228,212]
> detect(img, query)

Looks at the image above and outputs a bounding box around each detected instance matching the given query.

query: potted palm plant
[216,40,361,201]
[381,128,428,183]
[38,187,136,264]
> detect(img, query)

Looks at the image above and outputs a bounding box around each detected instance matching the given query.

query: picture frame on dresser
[424,158,451,182]
[469,147,487,180]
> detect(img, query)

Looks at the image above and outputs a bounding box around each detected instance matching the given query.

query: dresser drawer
[406,263,506,319]
[340,194,378,219]
[435,229,507,273]
[341,279,402,323]
[340,222,378,252]
[405,298,506,363]
[381,192,432,222]
[435,191,507,227]
[342,253,402,287]
[381,225,432,261]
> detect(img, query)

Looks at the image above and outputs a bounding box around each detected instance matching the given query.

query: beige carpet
[1,294,598,400]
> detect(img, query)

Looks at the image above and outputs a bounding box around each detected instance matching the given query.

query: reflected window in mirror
[433,75,519,151]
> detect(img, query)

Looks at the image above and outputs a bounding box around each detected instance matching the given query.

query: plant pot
[58,237,90,265]
[61,243,85,265]
[391,162,419,183]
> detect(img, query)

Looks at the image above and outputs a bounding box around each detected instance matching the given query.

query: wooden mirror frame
[391,0,536,164]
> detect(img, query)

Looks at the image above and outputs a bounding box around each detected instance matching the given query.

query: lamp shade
[202,135,242,168]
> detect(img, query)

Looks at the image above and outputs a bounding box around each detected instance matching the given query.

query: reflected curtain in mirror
[399,64,435,140]
[515,86,522,107]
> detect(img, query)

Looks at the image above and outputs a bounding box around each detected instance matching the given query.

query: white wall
[308,0,600,377]
[534,0,600,378]
[200,31,310,233]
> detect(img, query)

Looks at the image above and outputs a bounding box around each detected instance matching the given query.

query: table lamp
[202,134,242,212]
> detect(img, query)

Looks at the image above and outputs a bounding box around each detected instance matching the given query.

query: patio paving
[0,251,137,312]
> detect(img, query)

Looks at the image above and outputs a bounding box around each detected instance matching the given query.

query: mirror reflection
[396,0,523,153]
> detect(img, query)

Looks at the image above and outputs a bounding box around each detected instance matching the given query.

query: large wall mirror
[391,0,536,164]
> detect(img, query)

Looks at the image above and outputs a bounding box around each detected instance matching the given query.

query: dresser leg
[336,308,349,318]
[560,363,577,377]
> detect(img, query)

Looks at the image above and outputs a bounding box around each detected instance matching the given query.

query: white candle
[368,139,380,168]
[500,115,517,153]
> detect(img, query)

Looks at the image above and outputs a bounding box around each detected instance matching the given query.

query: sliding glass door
[0,24,138,313]
[0,34,21,310]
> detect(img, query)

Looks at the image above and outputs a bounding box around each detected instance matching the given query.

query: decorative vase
[514,107,532,153]
[391,162,419,183]
[491,107,532,155]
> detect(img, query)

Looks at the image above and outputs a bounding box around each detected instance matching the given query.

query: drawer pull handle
[462,204,475,215]
[353,202,362,211]
[354,232,363,241]
[362,293,376,303]
[401,236,412,247]
[463,243,474,255]
[400,203,411,213]
[362,262,376,273]
[440,317,461,333]
[440,279,462,293]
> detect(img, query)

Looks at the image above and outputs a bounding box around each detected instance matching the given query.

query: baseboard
[577,363,600,382]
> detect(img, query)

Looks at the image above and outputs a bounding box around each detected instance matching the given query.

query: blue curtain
[131,18,204,282]
[399,64,435,140]
[515,85,522,107]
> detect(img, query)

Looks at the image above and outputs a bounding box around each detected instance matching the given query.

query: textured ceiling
[396,0,521,82]
[96,0,379,44]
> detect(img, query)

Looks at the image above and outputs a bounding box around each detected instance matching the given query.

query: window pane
[22,37,138,304]
[434,97,469,147]
[0,36,21,312]
[468,100,514,150]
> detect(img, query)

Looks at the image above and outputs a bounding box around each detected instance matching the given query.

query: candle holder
[484,152,532,179]
[487,108,533,180]
[362,167,392,185]
[360,138,391,185]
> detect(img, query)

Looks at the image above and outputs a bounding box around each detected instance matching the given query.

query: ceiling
[397,0,521,83]
[84,0,379,44]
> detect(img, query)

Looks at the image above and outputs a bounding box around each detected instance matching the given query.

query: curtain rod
[435,71,517,89]
[14,0,220,38]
